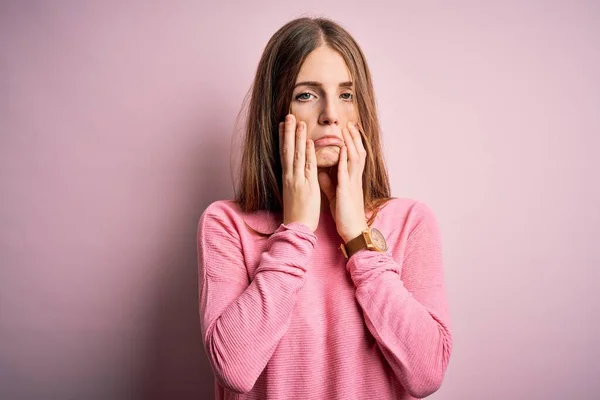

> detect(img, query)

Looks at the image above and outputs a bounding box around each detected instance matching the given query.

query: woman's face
[290,45,358,168]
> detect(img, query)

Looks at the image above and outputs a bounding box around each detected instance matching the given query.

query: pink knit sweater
[197,197,452,399]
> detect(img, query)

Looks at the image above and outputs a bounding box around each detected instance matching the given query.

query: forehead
[295,45,351,84]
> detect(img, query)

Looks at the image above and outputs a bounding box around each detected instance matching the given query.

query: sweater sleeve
[345,202,452,399]
[197,208,317,394]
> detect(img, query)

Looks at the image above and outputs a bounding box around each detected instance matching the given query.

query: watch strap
[340,229,369,259]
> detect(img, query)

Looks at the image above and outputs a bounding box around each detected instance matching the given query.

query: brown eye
[341,93,353,101]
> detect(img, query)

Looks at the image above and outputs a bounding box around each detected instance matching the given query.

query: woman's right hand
[279,114,321,232]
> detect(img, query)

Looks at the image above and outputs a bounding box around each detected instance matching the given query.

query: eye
[341,93,353,101]
[295,92,314,101]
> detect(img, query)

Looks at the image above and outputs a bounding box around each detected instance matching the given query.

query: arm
[197,209,317,394]
[345,202,452,399]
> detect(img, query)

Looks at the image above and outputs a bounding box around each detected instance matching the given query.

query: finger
[306,138,317,182]
[338,145,349,185]
[348,121,366,161]
[342,126,358,162]
[294,120,306,177]
[278,121,284,165]
[342,126,358,176]
[283,114,295,179]
[348,122,366,178]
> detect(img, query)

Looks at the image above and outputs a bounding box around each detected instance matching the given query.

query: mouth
[313,137,344,149]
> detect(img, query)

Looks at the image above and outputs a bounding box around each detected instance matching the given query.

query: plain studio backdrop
[1,1,598,399]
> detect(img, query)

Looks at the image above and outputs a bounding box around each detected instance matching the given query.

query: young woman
[197,17,452,400]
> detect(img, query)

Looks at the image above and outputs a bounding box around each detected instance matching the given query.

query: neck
[320,190,330,213]
[317,165,336,214]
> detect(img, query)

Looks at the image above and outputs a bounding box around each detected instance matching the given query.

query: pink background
[1,1,598,399]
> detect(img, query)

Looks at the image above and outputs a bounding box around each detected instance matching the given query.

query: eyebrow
[294,81,353,89]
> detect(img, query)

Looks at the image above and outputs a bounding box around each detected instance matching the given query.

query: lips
[313,136,344,149]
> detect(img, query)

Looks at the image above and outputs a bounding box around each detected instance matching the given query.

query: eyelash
[295,92,353,102]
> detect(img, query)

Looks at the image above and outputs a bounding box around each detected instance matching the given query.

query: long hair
[231,17,394,237]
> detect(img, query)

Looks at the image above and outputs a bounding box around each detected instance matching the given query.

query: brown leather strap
[344,232,367,258]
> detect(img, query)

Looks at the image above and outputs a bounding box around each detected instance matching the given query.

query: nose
[318,97,340,126]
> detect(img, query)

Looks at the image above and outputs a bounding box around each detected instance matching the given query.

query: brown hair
[230,16,395,237]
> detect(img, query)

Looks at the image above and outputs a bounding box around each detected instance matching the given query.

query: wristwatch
[339,227,388,259]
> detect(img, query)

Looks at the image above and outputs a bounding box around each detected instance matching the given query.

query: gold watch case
[340,227,388,259]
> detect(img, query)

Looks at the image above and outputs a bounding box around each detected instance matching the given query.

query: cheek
[290,108,315,127]
[306,125,318,141]
[342,105,358,121]
[290,113,318,139]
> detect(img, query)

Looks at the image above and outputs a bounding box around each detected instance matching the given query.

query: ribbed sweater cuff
[345,249,399,288]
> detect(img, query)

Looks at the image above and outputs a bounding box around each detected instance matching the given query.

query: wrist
[342,224,369,244]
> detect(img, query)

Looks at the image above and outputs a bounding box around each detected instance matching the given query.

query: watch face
[370,228,388,251]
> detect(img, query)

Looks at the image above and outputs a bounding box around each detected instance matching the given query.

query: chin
[315,146,340,168]
[317,159,338,168]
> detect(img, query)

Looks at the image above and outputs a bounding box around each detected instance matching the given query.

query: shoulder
[375,196,440,237]
[377,196,438,221]
[197,200,245,238]
[198,200,279,239]
[201,199,242,220]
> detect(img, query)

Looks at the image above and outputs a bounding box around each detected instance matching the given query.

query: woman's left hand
[318,121,369,243]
